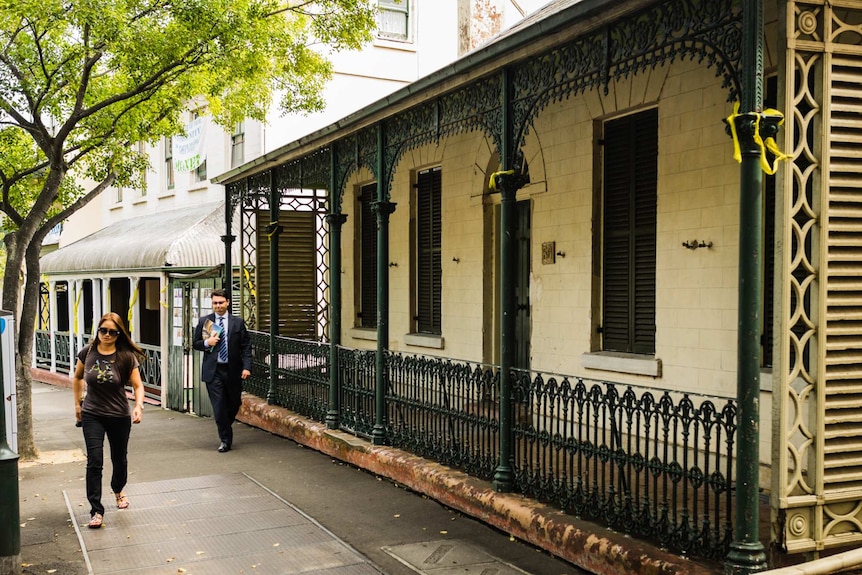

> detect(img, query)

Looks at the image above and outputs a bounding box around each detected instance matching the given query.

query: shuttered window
[255,210,318,338]
[359,183,378,329]
[602,109,657,354]
[416,167,442,334]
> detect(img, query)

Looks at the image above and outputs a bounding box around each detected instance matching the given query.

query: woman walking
[72,312,145,528]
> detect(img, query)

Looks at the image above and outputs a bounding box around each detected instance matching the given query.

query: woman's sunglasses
[98,327,121,337]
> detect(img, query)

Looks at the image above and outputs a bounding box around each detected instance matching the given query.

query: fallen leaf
[273,543,279,547]
[393,514,400,518]
[47,570,57,574]
[166,557,175,563]
[440,530,448,535]
[196,551,205,555]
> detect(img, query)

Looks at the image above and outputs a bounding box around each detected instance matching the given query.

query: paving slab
[66,472,384,575]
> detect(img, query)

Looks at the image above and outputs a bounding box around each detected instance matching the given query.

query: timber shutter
[255,210,317,339]
[359,183,378,328]
[416,167,442,334]
[602,108,657,354]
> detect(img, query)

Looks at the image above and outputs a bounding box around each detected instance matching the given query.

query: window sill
[581,351,662,377]
[404,333,444,350]
[350,328,377,342]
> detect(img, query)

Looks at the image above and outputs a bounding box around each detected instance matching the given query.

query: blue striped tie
[218,316,228,363]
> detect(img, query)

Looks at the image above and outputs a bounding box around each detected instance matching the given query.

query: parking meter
[1,310,15,452]
[0,308,20,570]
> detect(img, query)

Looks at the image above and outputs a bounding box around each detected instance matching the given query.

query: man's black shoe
[218,442,230,453]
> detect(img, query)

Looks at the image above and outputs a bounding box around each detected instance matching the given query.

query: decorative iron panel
[776,0,862,554]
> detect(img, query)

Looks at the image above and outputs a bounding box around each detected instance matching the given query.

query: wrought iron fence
[246,331,329,422]
[137,343,163,402]
[242,333,737,560]
[338,346,377,437]
[385,352,500,479]
[35,330,51,369]
[35,330,162,403]
[510,369,735,560]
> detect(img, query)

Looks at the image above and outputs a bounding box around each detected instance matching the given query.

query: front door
[167,277,218,416]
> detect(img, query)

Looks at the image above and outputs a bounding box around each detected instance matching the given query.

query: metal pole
[493,67,516,492]
[726,0,768,573]
[0,310,21,574]
[372,125,395,446]
[223,185,236,298]
[267,172,281,404]
[326,148,347,430]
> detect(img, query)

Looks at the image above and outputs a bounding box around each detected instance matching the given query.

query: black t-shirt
[78,346,138,418]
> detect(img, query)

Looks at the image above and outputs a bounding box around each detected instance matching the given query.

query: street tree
[0,0,376,459]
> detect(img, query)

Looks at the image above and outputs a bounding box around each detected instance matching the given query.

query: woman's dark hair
[86,312,145,379]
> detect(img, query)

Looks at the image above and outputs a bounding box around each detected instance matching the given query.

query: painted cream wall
[342,130,495,361]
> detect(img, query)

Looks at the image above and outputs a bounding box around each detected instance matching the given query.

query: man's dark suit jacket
[192,313,252,383]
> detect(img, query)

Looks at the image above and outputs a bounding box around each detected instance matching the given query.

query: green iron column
[372,125,396,446]
[0,310,20,575]
[326,150,347,430]
[267,173,282,404]
[493,170,517,492]
[726,0,768,573]
[223,185,236,298]
[493,67,526,492]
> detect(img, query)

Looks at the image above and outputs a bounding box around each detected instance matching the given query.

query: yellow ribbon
[488,169,514,191]
[128,287,138,333]
[73,286,82,333]
[159,284,169,309]
[267,221,279,240]
[726,102,792,175]
[244,267,257,298]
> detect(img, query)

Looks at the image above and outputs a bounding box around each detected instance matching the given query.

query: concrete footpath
[18,374,722,575]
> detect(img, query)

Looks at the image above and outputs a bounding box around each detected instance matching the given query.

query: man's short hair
[211,288,229,301]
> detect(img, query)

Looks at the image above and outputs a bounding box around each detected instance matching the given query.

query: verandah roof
[40,201,239,275]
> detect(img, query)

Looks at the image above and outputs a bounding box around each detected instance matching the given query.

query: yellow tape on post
[73,286,82,333]
[725,102,792,175]
[128,287,138,333]
[488,169,515,191]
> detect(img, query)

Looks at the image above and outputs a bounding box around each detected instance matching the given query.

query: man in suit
[192,288,252,452]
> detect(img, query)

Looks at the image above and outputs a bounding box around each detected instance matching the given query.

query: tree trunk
[1,230,34,458]
[14,236,48,460]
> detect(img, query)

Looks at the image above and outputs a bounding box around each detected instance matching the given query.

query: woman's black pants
[81,412,132,516]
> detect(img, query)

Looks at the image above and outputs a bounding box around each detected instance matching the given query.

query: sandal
[88,513,103,529]
[115,492,129,509]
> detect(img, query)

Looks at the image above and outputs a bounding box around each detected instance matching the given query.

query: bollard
[0,310,20,575]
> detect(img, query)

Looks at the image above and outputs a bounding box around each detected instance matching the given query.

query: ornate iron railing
[137,343,162,402]
[510,369,735,560]
[35,331,161,403]
[218,332,739,560]
[35,330,51,369]
[245,331,329,421]
[385,352,500,479]
[338,346,377,437]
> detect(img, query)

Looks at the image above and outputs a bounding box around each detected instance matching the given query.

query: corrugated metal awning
[41,201,240,274]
